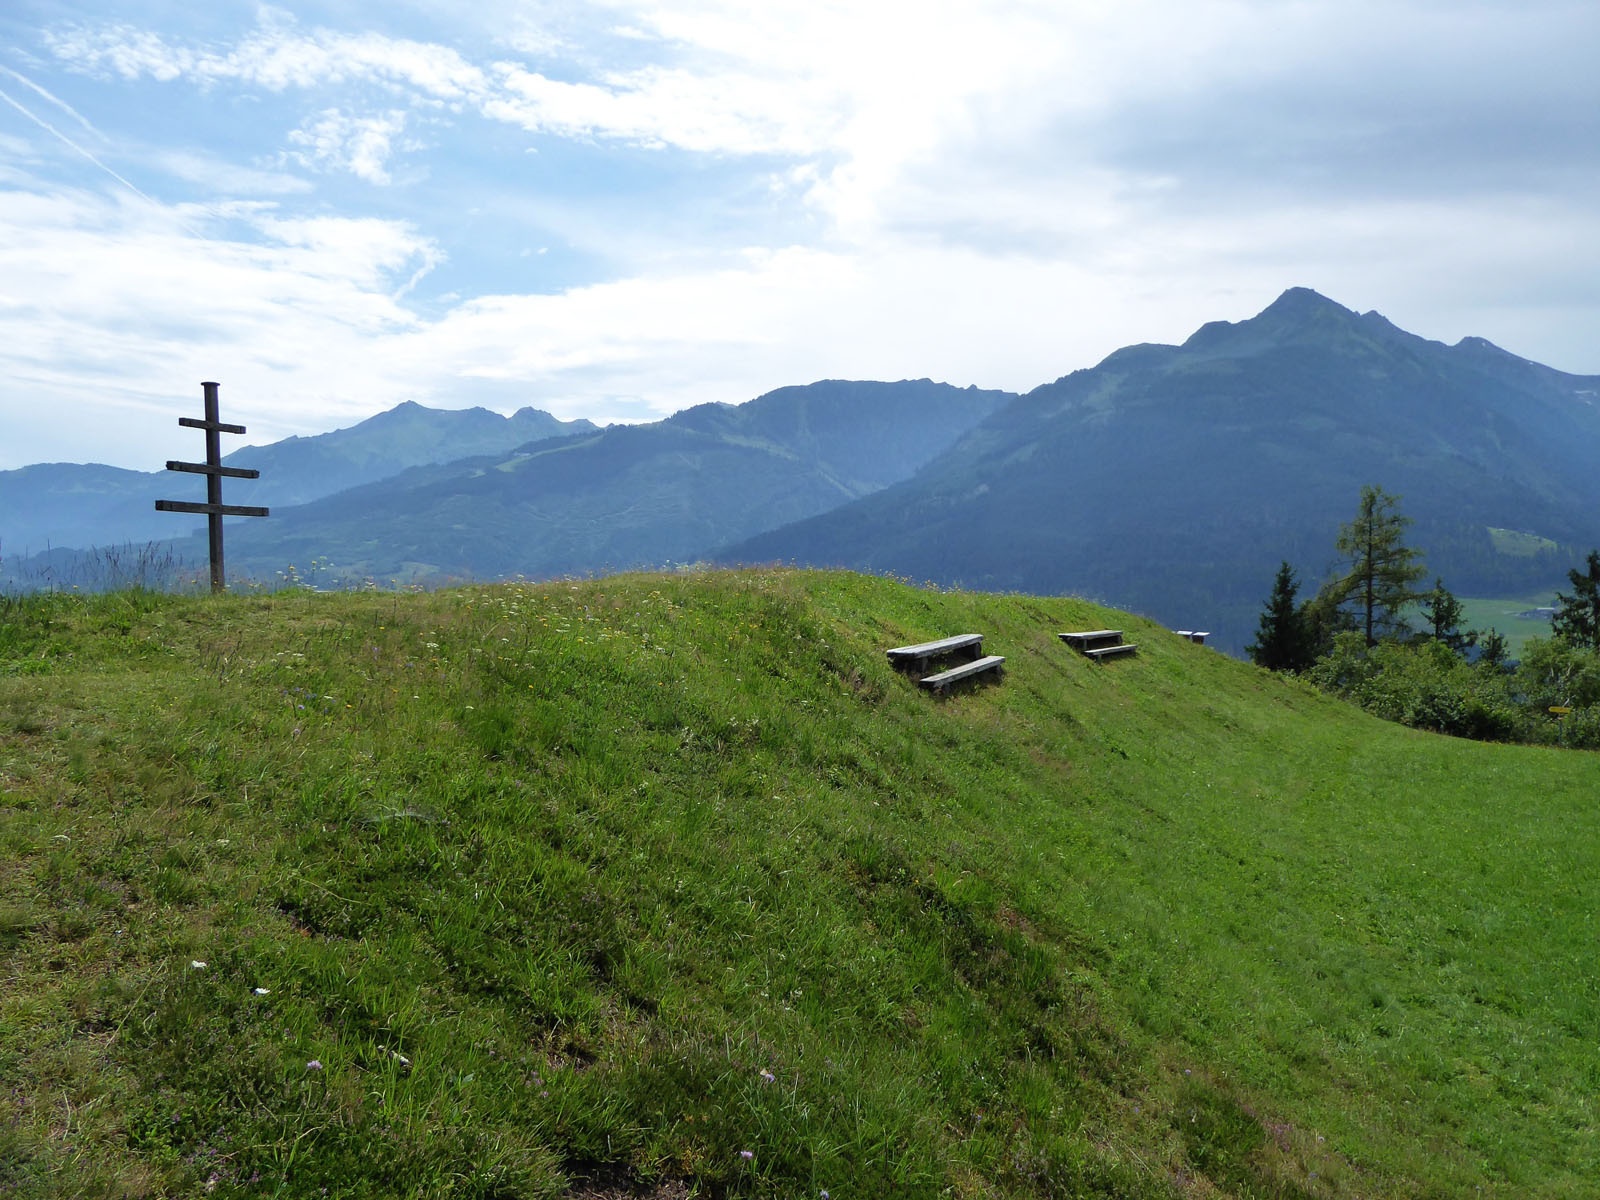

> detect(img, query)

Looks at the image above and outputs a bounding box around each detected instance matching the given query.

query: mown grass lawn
[1,570,1596,1198]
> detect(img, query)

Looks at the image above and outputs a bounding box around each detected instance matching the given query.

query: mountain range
[729,287,1600,649]
[157,379,1014,584]
[6,288,1599,654]
[0,402,595,556]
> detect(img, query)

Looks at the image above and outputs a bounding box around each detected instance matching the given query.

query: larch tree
[1321,485,1428,647]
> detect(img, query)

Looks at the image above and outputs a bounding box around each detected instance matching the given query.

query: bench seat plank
[886,633,984,664]
[919,654,1005,692]
[1085,643,1138,659]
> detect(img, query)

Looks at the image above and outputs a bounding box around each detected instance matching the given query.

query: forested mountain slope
[727,289,1600,651]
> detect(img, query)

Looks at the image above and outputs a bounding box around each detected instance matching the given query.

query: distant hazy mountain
[181,379,1016,584]
[0,462,168,560]
[725,289,1600,652]
[221,403,595,509]
[0,403,595,556]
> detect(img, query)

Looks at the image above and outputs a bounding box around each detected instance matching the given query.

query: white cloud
[485,62,835,155]
[44,21,488,99]
[153,150,313,196]
[0,180,438,466]
[286,109,411,185]
[0,131,39,165]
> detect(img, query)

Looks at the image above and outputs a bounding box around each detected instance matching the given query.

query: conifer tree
[1477,629,1510,670]
[1247,560,1315,672]
[1551,549,1600,650]
[1319,485,1427,646]
[1420,577,1476,655]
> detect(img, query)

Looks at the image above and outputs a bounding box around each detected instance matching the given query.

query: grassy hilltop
[1,570,1596,1198]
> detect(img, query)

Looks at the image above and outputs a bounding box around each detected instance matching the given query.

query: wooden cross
[155,381,269,592]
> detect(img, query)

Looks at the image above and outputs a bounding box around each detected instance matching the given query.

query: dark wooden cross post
[155,381,269,592]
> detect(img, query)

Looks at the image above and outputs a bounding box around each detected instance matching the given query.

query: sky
[2,0,1598,471]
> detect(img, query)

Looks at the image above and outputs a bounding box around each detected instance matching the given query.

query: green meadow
[1458,593,1559,660]
[2,570,1596,1198]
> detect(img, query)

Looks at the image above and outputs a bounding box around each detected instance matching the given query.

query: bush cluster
[1306,632,1600,749]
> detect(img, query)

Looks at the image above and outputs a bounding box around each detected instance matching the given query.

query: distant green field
[1460,592,1559,657]
[1486,527,1561,557]
[3,572,1597,1197]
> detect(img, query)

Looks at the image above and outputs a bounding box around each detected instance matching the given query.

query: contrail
[0,82,165,208]
[0,65,98,135]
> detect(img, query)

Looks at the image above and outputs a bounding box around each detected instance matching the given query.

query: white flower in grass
[306,1059,323,1071]
[190,960,207,969]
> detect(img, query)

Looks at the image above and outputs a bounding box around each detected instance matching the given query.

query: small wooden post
[155,382,269,592]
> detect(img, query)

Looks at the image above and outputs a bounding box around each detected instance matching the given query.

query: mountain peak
[1249,288,1363,336]
[1260,286,1348,318]
[1181,288,1367,355]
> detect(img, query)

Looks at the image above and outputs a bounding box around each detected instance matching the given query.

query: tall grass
[0,540,195,596]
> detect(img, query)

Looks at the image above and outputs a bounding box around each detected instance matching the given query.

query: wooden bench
[886,633,1003,693]
[886,633,984,673]
[1175,630,1209,645]
[919,654,1006,695]
[1060,629,1138,660]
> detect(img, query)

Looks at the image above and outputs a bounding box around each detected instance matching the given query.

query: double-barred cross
[155,382,269,592]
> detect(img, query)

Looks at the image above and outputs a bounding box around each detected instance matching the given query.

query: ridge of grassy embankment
[2,569,1596,1198]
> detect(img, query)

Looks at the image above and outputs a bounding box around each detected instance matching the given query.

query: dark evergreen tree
[1420,577,1476,655]
[1300,584,1356,660]
[1317,485,1427,646]
[1247,561,1315,672]
[1477,630,1511,671]
[1551,549,1600,650]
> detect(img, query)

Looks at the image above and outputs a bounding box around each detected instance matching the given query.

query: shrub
[1513,637,1600,711]
[1311,636,1526,742]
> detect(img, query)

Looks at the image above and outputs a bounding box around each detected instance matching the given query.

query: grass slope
[1,571,1596,1198]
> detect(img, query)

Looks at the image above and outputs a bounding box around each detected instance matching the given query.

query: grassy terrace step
[1,570,1597,1198]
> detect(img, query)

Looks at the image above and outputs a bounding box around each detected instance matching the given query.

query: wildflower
[739,1150,754,1161]
[759,1069,775,1084]
[306,1059,323,1071]
[253,987,271,996]
[190,960,207,969]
